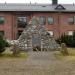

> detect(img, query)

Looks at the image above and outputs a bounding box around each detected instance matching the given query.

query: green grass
[0,47,28,59]
[55,48,75,61]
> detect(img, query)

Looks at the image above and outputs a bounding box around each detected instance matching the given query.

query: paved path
[0,51,75,75]
[27,51,59,65]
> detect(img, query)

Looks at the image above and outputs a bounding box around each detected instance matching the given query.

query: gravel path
[0,51,75,75]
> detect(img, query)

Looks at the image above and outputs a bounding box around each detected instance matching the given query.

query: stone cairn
[13,17,59,52]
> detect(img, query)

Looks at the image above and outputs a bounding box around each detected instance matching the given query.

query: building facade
[0,0,75,40]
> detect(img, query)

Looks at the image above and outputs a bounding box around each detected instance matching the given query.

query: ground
[0,49,75,75]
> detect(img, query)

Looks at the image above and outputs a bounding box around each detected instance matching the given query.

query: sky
[0,0,75,4]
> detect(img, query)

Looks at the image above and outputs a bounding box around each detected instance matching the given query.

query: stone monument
[15,17,59,51]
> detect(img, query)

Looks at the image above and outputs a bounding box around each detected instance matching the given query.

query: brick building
[0,0,75,40]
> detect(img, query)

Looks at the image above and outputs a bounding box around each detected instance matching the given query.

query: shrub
[4,40,10,47]
[0,39,6,53]
[60,43,69,55]
[56,31,75,47]
[0,35,7,54]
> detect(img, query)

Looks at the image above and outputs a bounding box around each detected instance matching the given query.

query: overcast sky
[0,0,75,4]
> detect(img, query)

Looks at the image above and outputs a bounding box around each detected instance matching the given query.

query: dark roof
[0,3,75,12]
[55,4,66,10]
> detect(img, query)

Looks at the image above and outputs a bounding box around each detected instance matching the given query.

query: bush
[0,35,7,54]
[56,31,75,47]
[60,43,69,55]
[4,40,10,47]
[0,39,6,53]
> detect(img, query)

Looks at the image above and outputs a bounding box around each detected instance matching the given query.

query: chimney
[52,0,58,5]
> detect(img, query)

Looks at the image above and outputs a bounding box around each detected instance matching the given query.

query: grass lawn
[0,47,75,75]
[0,47,28,59]
[1,47,75,61]
[55,48,75,61]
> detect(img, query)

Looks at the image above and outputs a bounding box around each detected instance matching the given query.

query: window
[17,17,27,28]
[68,31,73,36]
[68,17,74,25]
[0,31,4,36]
[47,31,54,36]
[39,16,46,25]
[17,30,23,38]
[47,17,54,25]
[0,16,5,24]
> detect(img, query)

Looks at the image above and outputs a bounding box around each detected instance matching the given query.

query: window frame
[68,16,74,25]
[39,16,46,25]
[68,31,74,36]
[47,17,54,25]
[0,16,5,24]
[17,30,23,38]
[17,16,28,28]
[0,31,4,36]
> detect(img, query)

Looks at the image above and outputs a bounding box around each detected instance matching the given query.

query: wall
[0,11,75,40]
[33,12,75,38]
